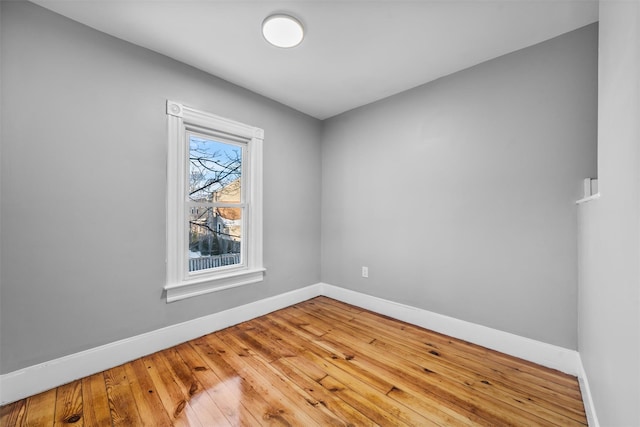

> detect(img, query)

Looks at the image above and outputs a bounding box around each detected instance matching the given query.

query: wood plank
[265,312,399,394]
[0,399,26,427]
[142,352,204,427]
[81,373,111,426]
[174,342,263,426]
[235,319,428,425]
[104,365,144,426]
[317,374,414,427]
[190,336,296,426]
[53,380,83,427]
[270,357,380,426]
[306,303,582,411]
[315,297,580,391]
[386,383,480,427]
[288,302,552,424]
[123,359,173,426]
[322,326,584,426]
[366,333,587,421]
[158,347,232,426]
[233,321,298,362]
[198,332,316,426]
[264,311,495,426]
[309,298,583,397]
[307,298,587,425]
[212,329,347,426]
[301,300,586,426]
[253,314,450,426]
[24,389,56,427]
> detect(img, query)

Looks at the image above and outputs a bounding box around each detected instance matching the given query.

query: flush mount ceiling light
[262,14,304,48]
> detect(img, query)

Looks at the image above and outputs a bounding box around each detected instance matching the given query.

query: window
[165,101,264,302]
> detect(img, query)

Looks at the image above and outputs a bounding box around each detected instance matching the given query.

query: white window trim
[165,100,264,302]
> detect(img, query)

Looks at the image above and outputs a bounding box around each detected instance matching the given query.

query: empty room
[1,0,638,425]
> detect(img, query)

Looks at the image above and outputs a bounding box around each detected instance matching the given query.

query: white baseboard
[2,282,586,409]
[319,283,580,376]
[577,355,600,427]
[0,283,322,405]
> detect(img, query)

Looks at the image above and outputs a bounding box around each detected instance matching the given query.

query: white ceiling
[31,0,598,120]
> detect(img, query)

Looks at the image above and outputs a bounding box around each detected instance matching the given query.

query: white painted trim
[165,100,265,303]
[577,355,600,427]
[164,268,266,302]
[576,192,601,204]
[0,283,322,405]
[1,282,583,407]
[319,283,580,375]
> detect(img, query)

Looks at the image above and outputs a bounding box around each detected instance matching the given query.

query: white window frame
[165,100,264,302]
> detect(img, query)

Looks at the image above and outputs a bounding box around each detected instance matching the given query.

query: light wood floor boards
[1,296,587,426]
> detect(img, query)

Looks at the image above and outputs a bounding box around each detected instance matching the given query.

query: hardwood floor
[1,296,587,426]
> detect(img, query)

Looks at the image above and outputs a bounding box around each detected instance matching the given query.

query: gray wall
[0,1,322,374]
[1,0,606,380]
[578,0,640,425]
[321,24,598,349]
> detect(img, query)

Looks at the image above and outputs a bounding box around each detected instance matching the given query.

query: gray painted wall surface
[0,2,322,374]
[578,1,640,425]
[321,25,598,349]
[1,0,607,382]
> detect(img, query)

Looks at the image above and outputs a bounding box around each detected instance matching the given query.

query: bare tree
[187,137,242,260]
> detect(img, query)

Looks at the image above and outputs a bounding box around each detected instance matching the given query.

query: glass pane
[189,134,242,203]
[188,206,242,272]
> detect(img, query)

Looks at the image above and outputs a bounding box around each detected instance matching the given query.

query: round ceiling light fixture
[262,14,304,48]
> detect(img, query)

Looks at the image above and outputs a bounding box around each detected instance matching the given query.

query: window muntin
[165,100,264,302]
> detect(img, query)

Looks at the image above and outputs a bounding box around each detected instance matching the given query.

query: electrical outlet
[362,266,369,278]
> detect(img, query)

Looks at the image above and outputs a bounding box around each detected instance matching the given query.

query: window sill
[164,268,266,303]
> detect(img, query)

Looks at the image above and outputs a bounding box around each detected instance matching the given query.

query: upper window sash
[186,130,246,204]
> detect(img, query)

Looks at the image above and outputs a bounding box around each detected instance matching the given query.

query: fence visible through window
[189,253,241,272]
